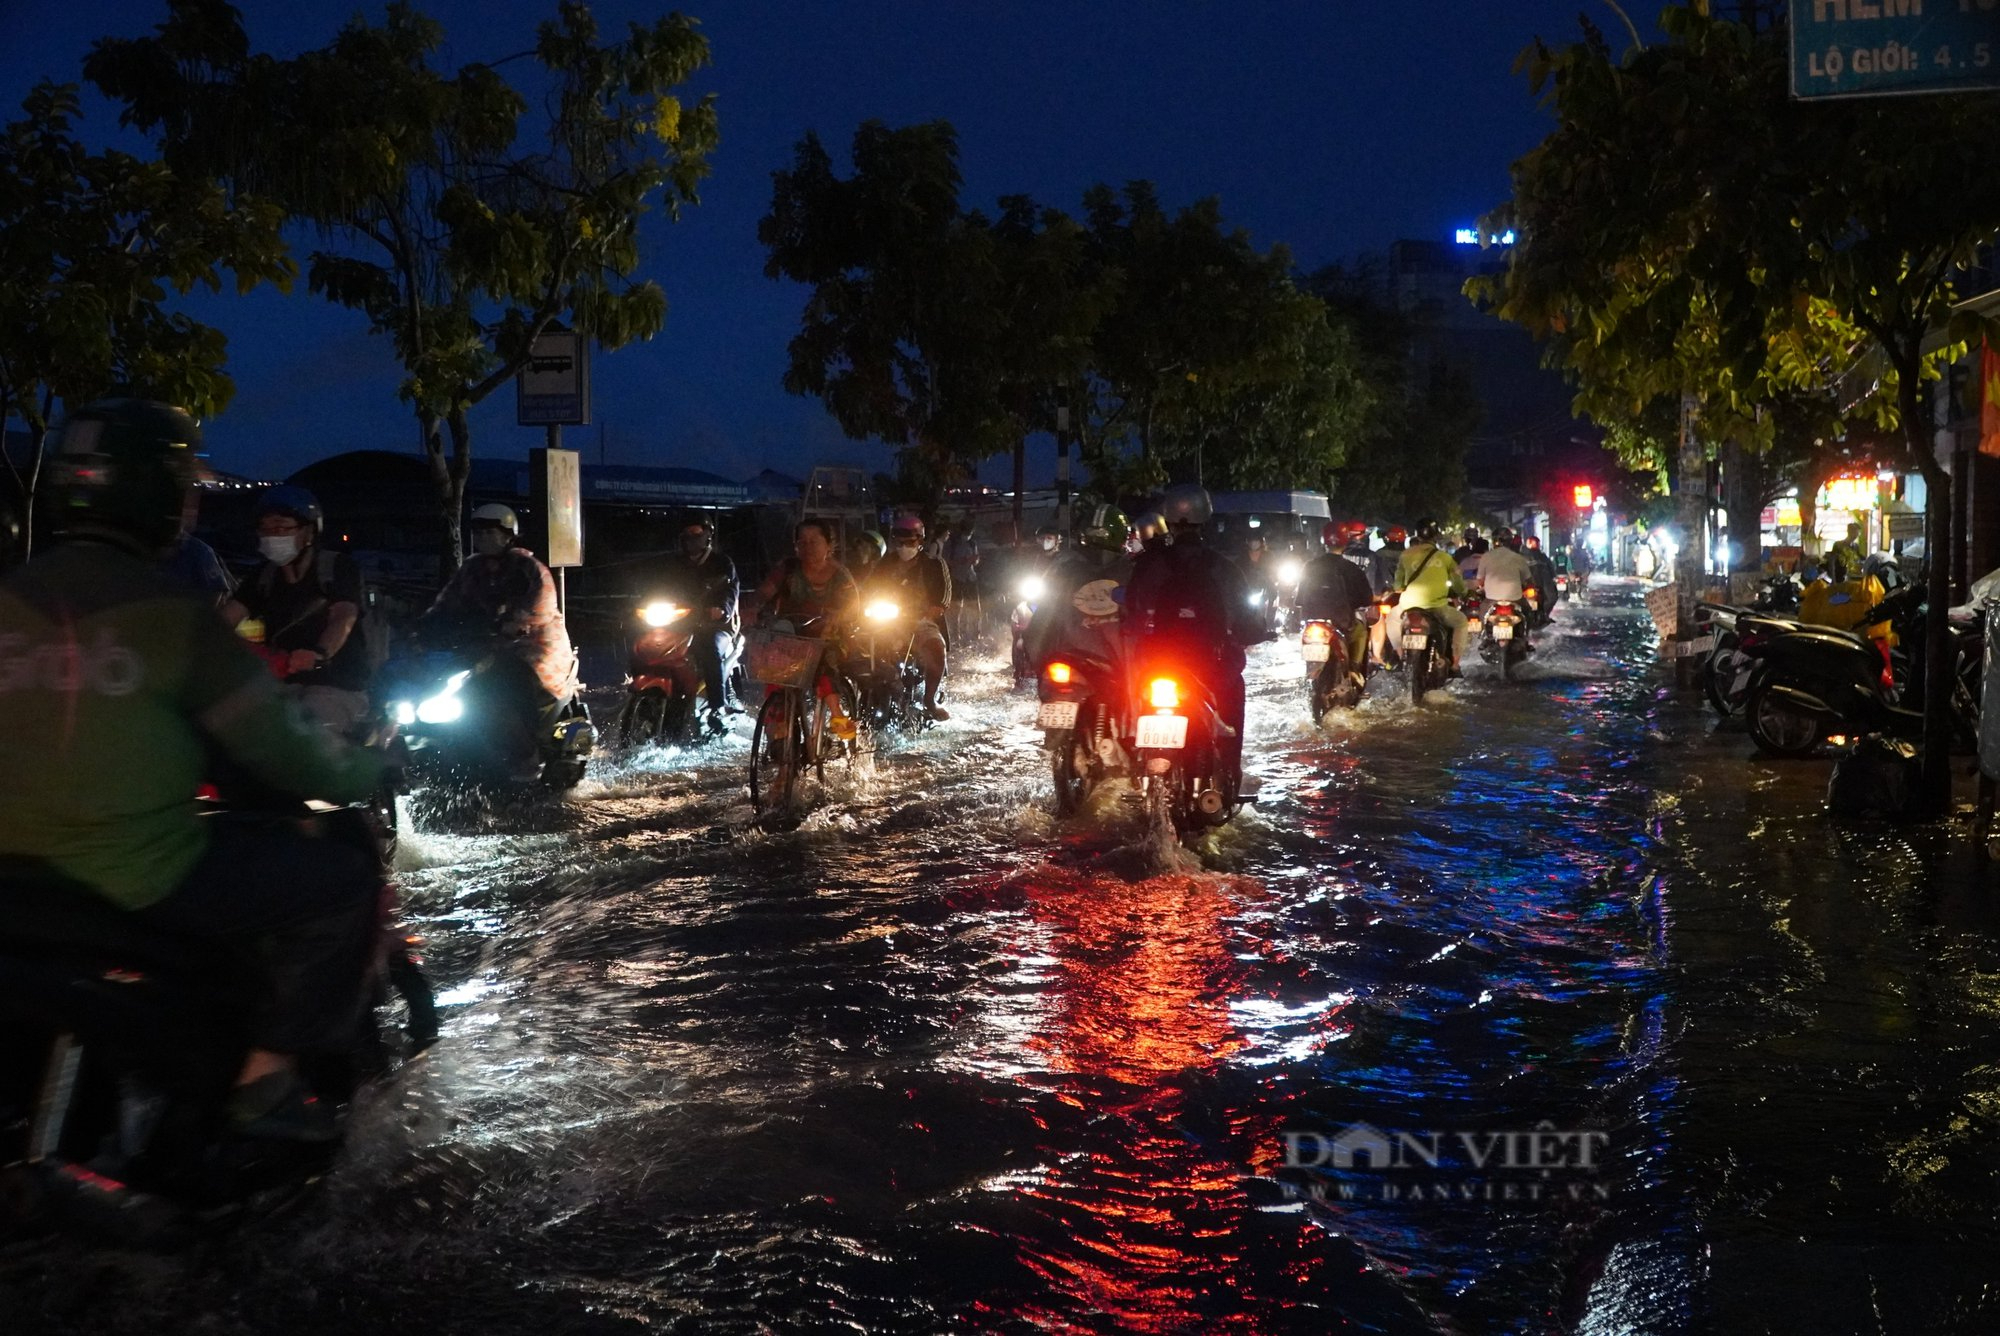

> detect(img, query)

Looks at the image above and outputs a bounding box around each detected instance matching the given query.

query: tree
[89,0,718,568]
[1476,5,2000,812]
[1310,263,1477,522]
[0,80,290,552]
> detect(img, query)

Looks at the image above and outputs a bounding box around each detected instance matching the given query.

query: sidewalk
[1655,682,2000,1334]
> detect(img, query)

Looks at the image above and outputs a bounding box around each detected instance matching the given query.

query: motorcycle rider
[1123,485,1267,791]
[847,528,886,587]
[1394,519,1469,673]
[1521,534,1559,627]
[871,514,954,720]
[0,400,386,1143]
[660,516,742,719]
[1300,520,1377,685]
[1133,510,1171,554]
[943,519,981,649]
[1338,520,1373,573]
[421,503,579,778]
[1368,524,1408,664]
[1241,532,1282,630]
[1026,505,1132,672]
[223,485,372,734]
[1476,527,1538,637]
[1828,521,1866,583]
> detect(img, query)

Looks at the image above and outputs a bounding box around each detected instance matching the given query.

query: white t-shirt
[1476,547,1536,602]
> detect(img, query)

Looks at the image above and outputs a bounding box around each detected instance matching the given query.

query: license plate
[1493,624,1514,641]
[1135,713,1188,750]
[1401,634,1428,651]
[1036,701,1080,729]
[1302,642,1331,664]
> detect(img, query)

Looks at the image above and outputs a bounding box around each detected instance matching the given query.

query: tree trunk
[1011,436,1025,547]
[419,407,460,581]
[1673,395,1706,684]
[1722,437,1766,579]
[1895,354,1954,818]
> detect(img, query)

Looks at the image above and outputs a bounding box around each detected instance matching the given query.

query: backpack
[255,549,390,676]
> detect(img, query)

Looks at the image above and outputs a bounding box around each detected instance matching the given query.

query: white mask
[259,534,300,565]
[895,543,919,562]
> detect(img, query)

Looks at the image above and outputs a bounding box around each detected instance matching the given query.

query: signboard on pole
[1793,3,2000,100]
[516,330,590,426]
[530,447,584,568]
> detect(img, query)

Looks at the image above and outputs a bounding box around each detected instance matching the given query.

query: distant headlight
[1018,575,1046,602]
[865,599,900,623]
[1278,559,1303,586]
[1248,590,1265,607]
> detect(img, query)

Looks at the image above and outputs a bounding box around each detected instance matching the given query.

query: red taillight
[1302,623,1332,645]
[1879,641,1895,692]
[1148,677,1180,710]
[1046,661,1073,685]
[1524,587,1539,601]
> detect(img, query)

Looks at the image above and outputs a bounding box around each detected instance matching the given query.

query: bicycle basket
[744,628,823,690]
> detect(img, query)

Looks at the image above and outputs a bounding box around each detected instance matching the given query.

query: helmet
[1338,520,1368,547]
[470,502,519,535]
[1158,484,1212,531]
[1523,534,1541,551]
[1385,525,1408,545]
[1493,525,1518,548]
[255,484,323,534]
[1414,518,1442,544]
[854,529,886,560]
[1320,521,1342,550]
[43,399,203,551]
[891,514,926,541]
[1081,504,1129,552]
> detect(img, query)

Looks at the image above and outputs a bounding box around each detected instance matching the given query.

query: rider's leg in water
[913,620,949,718]
[135,818,377,1139]
[1439,604,1470,670]
[1346,615,1370,680]
[1210,647,1248,790]
[692,626,732,713]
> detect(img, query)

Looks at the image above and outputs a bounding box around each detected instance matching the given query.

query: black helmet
[255,484,323,534]
[1414,518,1442,544]
[44,399,203,552]
[1159,483,1213,531]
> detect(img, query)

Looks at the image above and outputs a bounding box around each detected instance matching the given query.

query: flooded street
[9,577,2000,1335]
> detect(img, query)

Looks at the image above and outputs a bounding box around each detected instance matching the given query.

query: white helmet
[470,502,519,535]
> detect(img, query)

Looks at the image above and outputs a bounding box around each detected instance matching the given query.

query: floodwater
[7,578,2000,1335]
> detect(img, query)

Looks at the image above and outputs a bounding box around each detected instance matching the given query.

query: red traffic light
[1572,484,1595,509]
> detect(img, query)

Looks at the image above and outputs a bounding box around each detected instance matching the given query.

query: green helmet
[1081,504,1129,552]
[44,399,203,552]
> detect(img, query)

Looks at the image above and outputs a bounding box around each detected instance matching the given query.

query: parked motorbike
[1129,664,1244,840]
[1037,650,1131,815]
[1740,585,1977,757]
[0,805,431,1243]
[1397,604,1456,702]
[618,598,743,747]
[1302,617,1369,716]
[850,596,931,734]
[378,644,595,792]
[1469,594,1531,679]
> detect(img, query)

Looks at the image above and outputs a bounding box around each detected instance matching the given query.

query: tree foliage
[89,0,718,565]
[0,78,290,547]
[762,123,1375,509]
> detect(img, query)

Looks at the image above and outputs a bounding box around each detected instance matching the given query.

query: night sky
[0,0,1643,485]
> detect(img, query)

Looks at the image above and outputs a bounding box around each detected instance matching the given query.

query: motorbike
[0,805,432,1243]
[1468,593,1531,679]
[1038,650,1132,815]
[377,643,595,792]
[1129,664,1245,840]
[1010,573,1047,686]
[618,598,744,747]
[1302,616,1370,716]
[1276,555,1307,633]
[1397,604,1457,702]
[1697,574,1821,718]
[1740,585,1979,757]
[850,596,932,734]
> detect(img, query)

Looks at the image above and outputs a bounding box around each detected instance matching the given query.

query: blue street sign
[1793,1,2000,99]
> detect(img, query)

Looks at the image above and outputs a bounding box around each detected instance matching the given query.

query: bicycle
[744,620,864,816]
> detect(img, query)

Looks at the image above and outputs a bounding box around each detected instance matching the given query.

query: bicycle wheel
[749,690,802,813]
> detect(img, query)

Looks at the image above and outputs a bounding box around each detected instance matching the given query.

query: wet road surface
[7,578,2000,1334]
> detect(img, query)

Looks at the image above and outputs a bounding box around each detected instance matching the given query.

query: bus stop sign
[1793,2,2000,100]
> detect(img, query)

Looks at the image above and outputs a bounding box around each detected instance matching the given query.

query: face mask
[473,529,508,556]
[259,534,300,565]
[895,543,919,562]
[1040,538,1058,554]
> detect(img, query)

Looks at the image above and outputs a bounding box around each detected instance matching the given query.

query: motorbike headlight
[1279,559,1303,586]
[865,599,900,623]
[392,701,417,726]
[1018,575,1046,603]
[640,602,686,628]
[415,669,471,725]
[1248,590,1265,608]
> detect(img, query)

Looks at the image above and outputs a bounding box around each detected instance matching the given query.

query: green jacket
[0,540,384,909]
[1394,543,1467,609]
